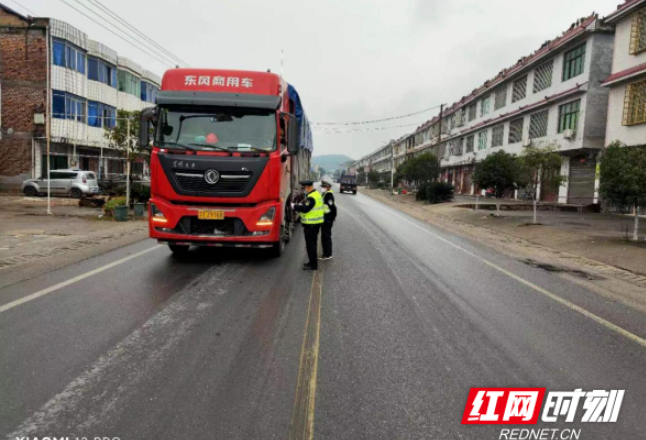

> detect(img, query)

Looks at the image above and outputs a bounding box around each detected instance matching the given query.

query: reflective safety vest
[301,190,324,225]
[322,189,334,214]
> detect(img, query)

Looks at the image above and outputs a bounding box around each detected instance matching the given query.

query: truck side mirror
[286,114,300,155]
[139,107,156,150]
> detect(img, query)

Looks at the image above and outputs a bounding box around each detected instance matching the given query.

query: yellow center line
[289,245,324,440]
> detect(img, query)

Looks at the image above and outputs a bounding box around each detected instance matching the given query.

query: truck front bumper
[149,196,282,245]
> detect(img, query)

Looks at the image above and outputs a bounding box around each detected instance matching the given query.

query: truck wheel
[271,226,286,258]
[169,244,190,254]
[283,222,292,243]
[23,186,37,197]
[353,191,357,195]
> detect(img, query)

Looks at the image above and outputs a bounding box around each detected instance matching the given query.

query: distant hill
[312,154,354,171]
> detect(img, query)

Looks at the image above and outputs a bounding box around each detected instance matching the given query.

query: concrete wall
[582,32,614,149]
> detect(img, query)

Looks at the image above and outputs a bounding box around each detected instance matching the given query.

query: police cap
[299,180,315,187]
[321,180,332,188]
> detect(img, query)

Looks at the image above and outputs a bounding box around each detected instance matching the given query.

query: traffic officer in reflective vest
[292,180,324,270]
[319,180,336,260]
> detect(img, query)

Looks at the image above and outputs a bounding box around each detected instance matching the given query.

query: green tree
[600,143,646,241]
[357,167,367,185]
[472,151,519,216]
[367,169,380,188]
[516,144,566,224]
[396,153,440,187]
[104,109,144,178]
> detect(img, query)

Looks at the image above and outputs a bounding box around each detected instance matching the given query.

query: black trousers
[321,221,333,257]
[303,224,321,268]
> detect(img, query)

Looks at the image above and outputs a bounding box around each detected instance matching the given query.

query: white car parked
[22,170,100,198]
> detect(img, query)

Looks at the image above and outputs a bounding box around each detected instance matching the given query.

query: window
[533,59,553,93]
[512,76,527,102]
[492,125,504,147]
[41,155,68,177]
[468,104,476,122]
[563,44,586,81]
[465,135,475,153]
[52,90,86,122]
[451,138,463,156]
[494,87,507,110]
[529,110,549,139]
[508,117,524,143]
[480,95,491,117]
[52,39,86,74]
[88,57,117,88]
[629,9,646,54]
[118,70,141,97]
[623,78,646,125]
[558,100,581,133]
[141,80,159,103]
[89,101,117,128]
[477,130,488,150]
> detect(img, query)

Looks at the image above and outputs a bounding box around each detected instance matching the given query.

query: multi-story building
[602,0,646,147]
[0,4,161,188]
[362,14,615,204]
[353,141,394,176]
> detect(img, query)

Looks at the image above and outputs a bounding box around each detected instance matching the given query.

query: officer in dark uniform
[292,180,324,271]
[319,180,336,260]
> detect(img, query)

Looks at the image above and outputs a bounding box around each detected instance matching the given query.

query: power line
[86,0,189,67]
[57,0,174,68]
[313,121,428,133]
[5,0,37,16]
[311,104,442,126]
[67,0,181,67]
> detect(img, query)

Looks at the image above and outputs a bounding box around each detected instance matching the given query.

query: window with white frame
[468,104,476,122]
[480,95,491,117]
[491,125,504,147]
[529,110,549,139]
[494,87,507,110]
[558,100,581,133]
[533,59,554,93]
[477,130,488,150]
[508,117,524,143]
[465,135,475,153]
[512,75,528,102]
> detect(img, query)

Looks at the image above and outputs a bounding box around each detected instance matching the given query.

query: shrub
[131,183,151,203]
[425,182,454,204]
[103,196,126,216]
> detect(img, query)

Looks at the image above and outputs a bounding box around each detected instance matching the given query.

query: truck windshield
[156,105,277,152]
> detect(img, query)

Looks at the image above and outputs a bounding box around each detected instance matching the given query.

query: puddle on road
[521,259,604,281]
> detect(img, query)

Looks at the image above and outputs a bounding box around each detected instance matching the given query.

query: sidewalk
[0,196,148,288]
[362,188,646,312]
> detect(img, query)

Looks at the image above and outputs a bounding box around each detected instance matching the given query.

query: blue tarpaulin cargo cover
[287,84,313,153]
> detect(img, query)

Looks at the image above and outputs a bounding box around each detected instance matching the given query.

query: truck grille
[173,170,252,193]
[163,216,249,237]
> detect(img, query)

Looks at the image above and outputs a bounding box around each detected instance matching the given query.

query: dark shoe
[303,265,318,271]
[319,255,333,260]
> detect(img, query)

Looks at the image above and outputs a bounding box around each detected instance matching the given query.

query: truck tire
[271,226,286,258]
[169,244,190,254]
[353,190,357,195]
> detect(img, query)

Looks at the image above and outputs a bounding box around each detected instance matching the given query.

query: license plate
[197,210,225,220]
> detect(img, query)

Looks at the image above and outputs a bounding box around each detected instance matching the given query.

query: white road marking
[359,196,646,349]
[0,246,162,314]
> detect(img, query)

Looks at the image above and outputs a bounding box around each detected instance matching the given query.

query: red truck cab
[140,69,313,256]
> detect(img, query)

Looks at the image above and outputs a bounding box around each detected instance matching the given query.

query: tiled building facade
[355,14,616,205]
[0,4,160,187]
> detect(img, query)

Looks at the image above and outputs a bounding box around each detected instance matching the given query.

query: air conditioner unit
[522,137,532,147]
[562,129,575,140]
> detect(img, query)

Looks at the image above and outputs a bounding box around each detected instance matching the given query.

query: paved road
[1,186,645,439]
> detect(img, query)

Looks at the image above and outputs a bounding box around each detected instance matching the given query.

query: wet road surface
[1,187,645,439]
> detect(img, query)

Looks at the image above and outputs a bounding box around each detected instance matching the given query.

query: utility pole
[46,23,52,215]
[390,145,394,191]
[438,104,445,145]
[125,117,131,209]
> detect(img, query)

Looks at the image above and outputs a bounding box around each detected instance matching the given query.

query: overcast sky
[13,0,616,159]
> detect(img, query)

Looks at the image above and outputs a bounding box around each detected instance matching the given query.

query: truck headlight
[151,203,168,224]
[256,207,276,227]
